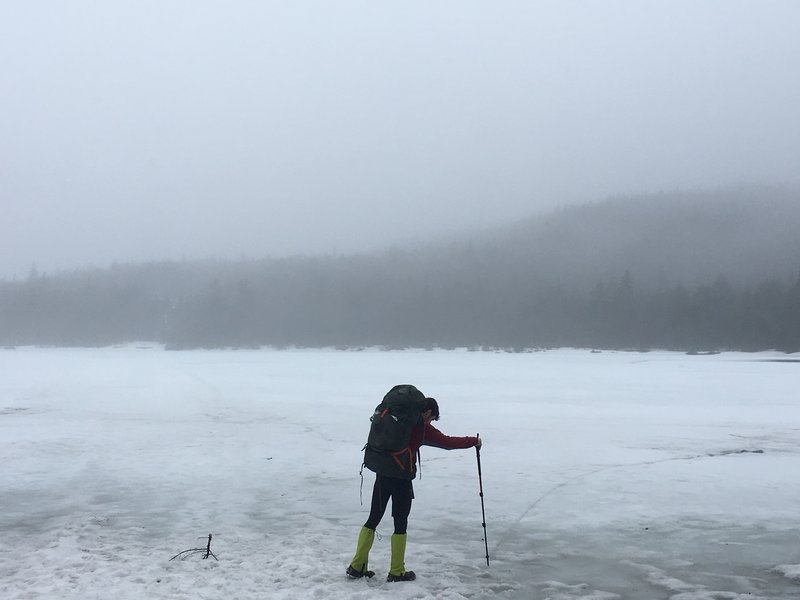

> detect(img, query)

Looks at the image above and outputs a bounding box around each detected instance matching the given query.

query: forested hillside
[2,186,799,351]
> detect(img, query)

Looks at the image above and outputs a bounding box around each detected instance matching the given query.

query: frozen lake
[1,346,799,599]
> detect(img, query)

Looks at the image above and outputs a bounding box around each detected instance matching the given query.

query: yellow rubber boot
[387,533,416,582]
[346,527,375,578]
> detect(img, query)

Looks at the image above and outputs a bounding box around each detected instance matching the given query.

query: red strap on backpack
[390,447,413,471]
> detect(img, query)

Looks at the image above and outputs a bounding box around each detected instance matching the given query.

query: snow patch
[541,580,621,599]
[773,563,800,581]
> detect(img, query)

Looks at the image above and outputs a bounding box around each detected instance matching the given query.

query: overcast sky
[2,1,799,278]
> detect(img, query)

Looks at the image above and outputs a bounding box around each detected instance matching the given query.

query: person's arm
[422,424,480,450]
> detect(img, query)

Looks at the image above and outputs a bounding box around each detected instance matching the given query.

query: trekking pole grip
[476,433,484,499]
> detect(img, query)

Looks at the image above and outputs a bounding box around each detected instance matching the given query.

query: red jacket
[407,422,478,472]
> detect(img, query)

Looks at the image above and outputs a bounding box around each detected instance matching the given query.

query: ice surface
[1,346,799,599]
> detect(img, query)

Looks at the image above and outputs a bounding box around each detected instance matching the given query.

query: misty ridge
[2,185,799,352]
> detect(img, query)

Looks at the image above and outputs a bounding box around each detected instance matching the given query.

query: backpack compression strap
[390,447,414,472]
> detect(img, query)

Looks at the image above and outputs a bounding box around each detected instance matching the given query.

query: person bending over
[347,394,481,582]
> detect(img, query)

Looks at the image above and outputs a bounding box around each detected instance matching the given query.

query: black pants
[364,474,414,534]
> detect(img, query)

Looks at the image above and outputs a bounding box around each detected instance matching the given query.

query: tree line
[2,188,799,352]
[1,258,798,353]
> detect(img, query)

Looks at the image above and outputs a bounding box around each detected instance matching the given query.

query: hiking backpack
[363,384,427,480]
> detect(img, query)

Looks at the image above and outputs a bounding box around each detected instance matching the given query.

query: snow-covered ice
[1,346,799,599]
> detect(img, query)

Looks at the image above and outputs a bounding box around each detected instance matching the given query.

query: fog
[2,1,800,279]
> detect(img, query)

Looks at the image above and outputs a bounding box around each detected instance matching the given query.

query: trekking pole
[476,433,490,566]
